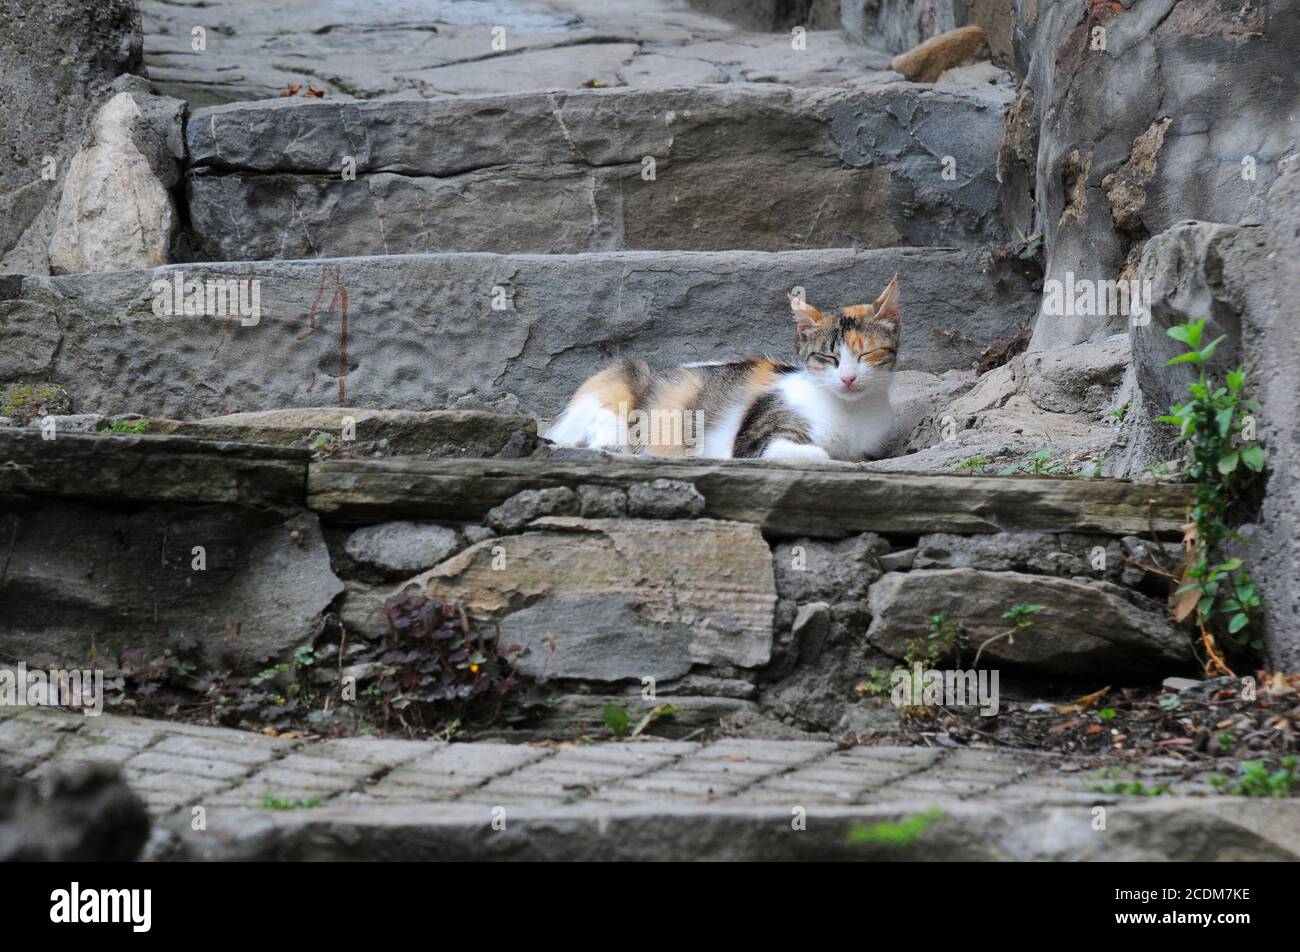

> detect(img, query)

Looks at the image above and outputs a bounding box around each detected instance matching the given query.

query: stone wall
[0,429,1198,737]
[0,0,142,275]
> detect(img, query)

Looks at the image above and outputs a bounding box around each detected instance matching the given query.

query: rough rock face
[0,764,149,862]
[888,337,1132,473]
[183,81,1011,258]
[48,87,186,274]
[867,568,1195,677]
[1119,219,1264,474]
[0,502,344,668]
[417,517,777,680]
[1010,0,1300,351]
[344,522,464,576]
[1255,161,1300,668]
[0,249,1037,420]
[0,0,142,275]
[772,533,889,603]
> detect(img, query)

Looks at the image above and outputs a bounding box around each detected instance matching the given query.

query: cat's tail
[546,358,651,449]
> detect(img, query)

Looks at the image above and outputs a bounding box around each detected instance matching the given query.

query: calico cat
[547,275,900,461]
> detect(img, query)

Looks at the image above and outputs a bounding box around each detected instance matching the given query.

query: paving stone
[9,713,1300,861]
[124,750,254,782]
[151,734,284,766]
[314,737,438,767]
[272,753,378,780]
[244,766,361,793]
[128,772,231,797]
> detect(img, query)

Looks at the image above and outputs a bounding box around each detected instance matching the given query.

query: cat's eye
[811,353,838,366]
[861,348,894,363]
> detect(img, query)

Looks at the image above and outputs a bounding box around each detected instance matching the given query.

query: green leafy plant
[998,448,1065,477]
[1097,707,1117,721]
[1092,779,1170,797]
[1208,757,1297,798]
[602,703,674,739]
[972,603,1045,666]
[101,419,151,434]
[1155,318,1265,668]
[950,455,992,474]
[261,791,322,810]
[848,809,945,846]
[602,703,631,739]
[901,613,966,669]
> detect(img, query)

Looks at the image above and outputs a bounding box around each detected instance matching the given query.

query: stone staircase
[5,0,1295,861]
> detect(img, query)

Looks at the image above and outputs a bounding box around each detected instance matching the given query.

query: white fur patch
[546,393,622,448]
[698,402,747,459]
[778,371,895,461]
[763,437,831,461]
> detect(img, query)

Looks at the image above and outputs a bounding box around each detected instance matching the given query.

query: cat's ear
[873,273,900,327]
[788,293,827,334]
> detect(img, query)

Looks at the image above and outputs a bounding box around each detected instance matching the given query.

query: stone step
[141,1,890,106]
[1,248,1036,420]
[183,79,1012,259]
[309,456,1192,538]
[0,429,1192,538]
[9,710,1297,861]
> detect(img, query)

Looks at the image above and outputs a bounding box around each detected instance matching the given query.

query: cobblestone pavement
[4,706,1298,860]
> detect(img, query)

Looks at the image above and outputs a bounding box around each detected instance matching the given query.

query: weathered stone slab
[0,429,306,508]
[0,501,343,667]
[184,81,1011,256]
[416,517,776,676]
[307,457,1195,538]
[146,408,537,458]
[0,249,1038,419]
[867,568,1195,676]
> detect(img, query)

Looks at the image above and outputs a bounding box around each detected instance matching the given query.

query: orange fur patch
[840,305,873,319]
[656,375,702,414]
[576,366,635,415]
[745,359,782,391]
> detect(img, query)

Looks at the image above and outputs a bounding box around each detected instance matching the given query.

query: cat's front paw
[762,438,831,462]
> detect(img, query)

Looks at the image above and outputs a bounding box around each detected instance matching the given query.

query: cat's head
[789,274,900,401]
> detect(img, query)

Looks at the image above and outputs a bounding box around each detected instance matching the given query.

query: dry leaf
[1055,685,1111,713]
[1170,564,1200,623]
